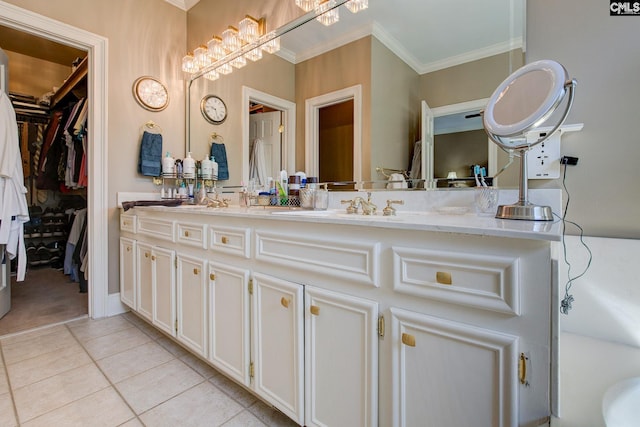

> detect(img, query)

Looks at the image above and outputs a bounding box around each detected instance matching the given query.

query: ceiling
[0,24,86,66]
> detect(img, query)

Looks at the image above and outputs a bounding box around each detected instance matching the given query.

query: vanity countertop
[125,204,563,242]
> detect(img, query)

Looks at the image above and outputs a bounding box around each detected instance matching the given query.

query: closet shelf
[51,56,87,108]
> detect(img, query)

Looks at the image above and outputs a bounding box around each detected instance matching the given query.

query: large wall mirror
[186,0,526,189]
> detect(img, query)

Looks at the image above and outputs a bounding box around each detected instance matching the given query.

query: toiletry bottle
[201,155,212,179]
[210,156,218,181]
[183,152,196,178]
[162,152,175,176]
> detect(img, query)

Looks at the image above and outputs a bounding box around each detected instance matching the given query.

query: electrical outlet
[527,130,561,179]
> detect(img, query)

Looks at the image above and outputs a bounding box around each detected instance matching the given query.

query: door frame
[242,86,296,186]
[0,1,109,318]
[305,85,362,182]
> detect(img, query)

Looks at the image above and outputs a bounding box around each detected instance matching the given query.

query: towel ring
[143,120,163,134]
[210,132,224,143]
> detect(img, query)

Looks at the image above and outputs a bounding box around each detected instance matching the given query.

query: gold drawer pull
[151,255,156,261]
[402,333,416,347]
[281,297,290,308]
[184,230,190,237]
[209,273,215,281]
[436,271,452,285]
[221,236,228,244]
[193,268,199,275]
[123,221,129,226]
[519,353,528,385]
[145,252,150,258]
[310,305,320,316]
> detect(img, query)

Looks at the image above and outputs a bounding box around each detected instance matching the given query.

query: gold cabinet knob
[281,297,290,308]
[126,246,131,252]
[145,252,150,258]
[310,305,320,316]
[184,230,190,237]
[436,271,452,285]
[401,333,416,347]
[193,268,199,275]
[209,273,215,281]
[151,255,156,261]
[221,236,228,244]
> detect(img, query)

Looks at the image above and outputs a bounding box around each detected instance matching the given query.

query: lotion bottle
[201,155,213,179]
[183,152,196,177]
[162,152,175,175]
[210,156,219,180]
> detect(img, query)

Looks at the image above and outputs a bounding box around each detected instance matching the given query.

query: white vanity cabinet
[119,237,136,309]
[119,206,558,427]
[304,286,379,427]
[176,254,208,357]
[207,261,251,386]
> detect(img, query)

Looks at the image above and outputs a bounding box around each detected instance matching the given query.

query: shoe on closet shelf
[41,226,53,238]
[30,226,42,238]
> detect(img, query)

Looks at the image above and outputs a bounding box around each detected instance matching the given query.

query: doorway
[0,1,109,331]
[319,99,354,185]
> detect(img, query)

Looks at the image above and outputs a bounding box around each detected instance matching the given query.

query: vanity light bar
[345,0,368,13]
[181,52,198,73]
[296,0,320,12]
[316,0,340,26]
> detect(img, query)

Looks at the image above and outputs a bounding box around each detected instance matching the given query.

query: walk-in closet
[0,25,89,335]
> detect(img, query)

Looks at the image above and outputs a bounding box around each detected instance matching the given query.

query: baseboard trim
[107,292,128,316]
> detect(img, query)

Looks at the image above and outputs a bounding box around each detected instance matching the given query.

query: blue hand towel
[138,131,163,176]
[210,143,229,180]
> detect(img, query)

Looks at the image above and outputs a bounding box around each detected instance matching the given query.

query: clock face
[133,76,169,111]
[201,95,227,124]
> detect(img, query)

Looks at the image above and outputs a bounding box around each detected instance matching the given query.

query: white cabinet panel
[208,262,250,385]
[119,237,136,309]
[390,307,519,427]
[305,286,379,427]
[393,246,520,315]
[176,222,207,249]
[152,246,176,337]
[208,225,250,258]
[177,254,207,357]
[252,273,304,425]
[136,242,153,321]
[138,217,175,242]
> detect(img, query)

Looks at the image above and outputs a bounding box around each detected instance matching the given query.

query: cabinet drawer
[120,214,137,233]
[392,246,520,315]
[176,222,207,249]
[137,217,175,242]
[256,231,380,287]
[209,226,250,258]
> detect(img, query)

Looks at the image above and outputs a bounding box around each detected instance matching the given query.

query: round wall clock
[200,95,227,124]
[132,76,169,112]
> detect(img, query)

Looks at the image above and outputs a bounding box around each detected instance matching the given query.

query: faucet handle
[340,199,359,214]
[383,199,404,216]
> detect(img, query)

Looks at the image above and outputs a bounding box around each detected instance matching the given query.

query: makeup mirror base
[495,202,553,221]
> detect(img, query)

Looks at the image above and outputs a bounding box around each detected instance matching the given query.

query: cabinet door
[208,262,250,385]
[177,254,207,357]
[390,307,519,427]
[136,242,154,321]
[119,237,136,309]
[152,246,176,336]
[252,273,304,425]
[305,286,379,427]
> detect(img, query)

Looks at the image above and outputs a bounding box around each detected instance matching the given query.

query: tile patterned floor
[0,313,299,426]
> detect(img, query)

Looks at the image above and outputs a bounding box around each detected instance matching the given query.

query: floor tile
[13,363,110,423]
[97,341,174,384]
[221,410,267,427]
[118,418,145,427]
[181,352,220,379]
[0,392,17,427]
[6,343,92,389]
[1,327,77,365]
[140,381,243,427]
[68,316,136,343]
[0,366,9,395]
[115,359,204,414]
[21,386,134,427]
[156,336,189,358]
[82,327,151,360]
[248,400,300,427]
[0,324,67,347]
[209,374,258,408]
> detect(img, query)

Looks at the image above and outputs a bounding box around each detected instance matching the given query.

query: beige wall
[4,0,187,294]
[5,50,72,97]
[528,0,640,238]
[371,37,420,180]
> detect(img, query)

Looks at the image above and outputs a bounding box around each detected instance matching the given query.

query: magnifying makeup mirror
[483,59,577,221]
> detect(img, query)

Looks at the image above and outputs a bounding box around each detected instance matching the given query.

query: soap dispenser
[183,152,196,178]
[210,156,219,180]
[201,155,213,179]
[162,152,175,176]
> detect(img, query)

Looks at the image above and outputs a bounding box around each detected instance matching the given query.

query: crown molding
[164,0,200,11]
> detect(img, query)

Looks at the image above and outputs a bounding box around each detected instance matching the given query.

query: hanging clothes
[0,90,30,281]
[249,138,268,186]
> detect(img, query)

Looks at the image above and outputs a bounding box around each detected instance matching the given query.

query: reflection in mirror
[186,0,526,189]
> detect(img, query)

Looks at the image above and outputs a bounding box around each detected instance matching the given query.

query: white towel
[387,173,408,189]
[409,140,422,180]
[249,138,268,187]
